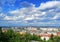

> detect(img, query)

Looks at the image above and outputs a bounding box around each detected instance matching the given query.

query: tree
[54,36,60,42]
[14,33,21,42]
[50,34,54,40]
[0,27,2,42]
[0,27,8,42]
[32,34,41,41]
[25,33,32,42]
[4,29,16,42]
[44,38,46,42]
[49,34,54,42]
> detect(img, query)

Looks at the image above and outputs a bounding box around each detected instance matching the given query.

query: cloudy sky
[0,0,60,26]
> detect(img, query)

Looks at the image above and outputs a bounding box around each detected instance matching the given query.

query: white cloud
[0,13,6,20]
[4,16,17,20]
[9,5,47,21]
[0,13,5,17]
[52,13,60,19]
[10,9,20,14]
[42,12,46,15]
[4,15,25,20]
[34,14,40,16]
[1,1,60,25]
[39,1,60,10]
[24,15,35,20]
[24,17,34,20]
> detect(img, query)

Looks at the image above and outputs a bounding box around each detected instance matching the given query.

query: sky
[0,0,60,26]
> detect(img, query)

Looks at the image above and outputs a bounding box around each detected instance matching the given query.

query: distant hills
[1,26,60,28]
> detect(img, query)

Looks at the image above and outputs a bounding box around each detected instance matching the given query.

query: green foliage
[53,36,60,42]
[0,27,2,42]
[0,28,60,42]
[5,29,15,42]
[43,38,46,42]
[50,34,54,40]
[32,34,41,41]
